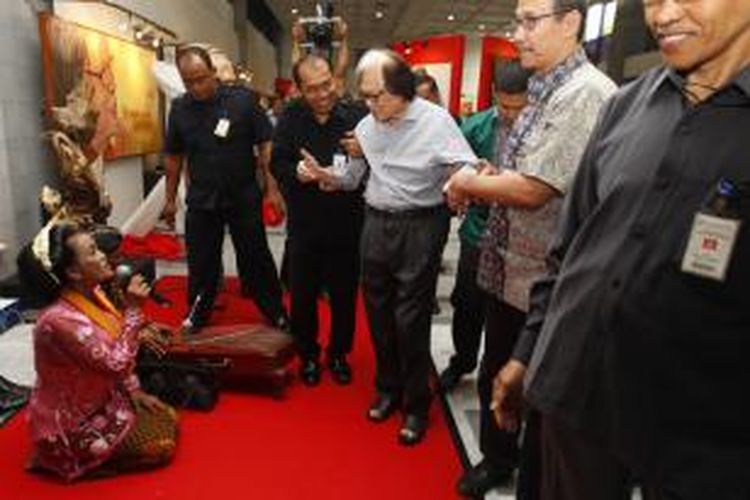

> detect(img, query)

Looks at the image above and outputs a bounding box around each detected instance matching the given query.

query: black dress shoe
[398,414,427,446]
[439,364,469,392]
[299,359,321,386]
[456,459,514,497]
[327,356,352,385]
[366,394,399,422]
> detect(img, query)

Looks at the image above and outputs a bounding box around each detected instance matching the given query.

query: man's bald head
[293,55,337,118]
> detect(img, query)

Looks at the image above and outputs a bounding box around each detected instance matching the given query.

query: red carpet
[0,277,464,499]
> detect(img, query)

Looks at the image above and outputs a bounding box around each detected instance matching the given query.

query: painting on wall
[39,14,162,160]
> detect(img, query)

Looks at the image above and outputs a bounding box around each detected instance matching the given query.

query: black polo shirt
[271,99,368,246]
[164,85,272,209]
[516,66,750,494]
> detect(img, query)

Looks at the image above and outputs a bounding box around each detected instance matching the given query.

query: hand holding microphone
[115,264,172,307]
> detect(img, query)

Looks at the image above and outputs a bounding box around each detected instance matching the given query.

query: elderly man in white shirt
[299,49,477,446]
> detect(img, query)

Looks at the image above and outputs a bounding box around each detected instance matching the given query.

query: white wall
[246,22,279,94]
[52,0,242,227]
[461,34,483,113]
[0,1,57,279]
[0,0,280,277]
[111,0,239,59]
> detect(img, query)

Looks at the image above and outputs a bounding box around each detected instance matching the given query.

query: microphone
[115,263,172,307]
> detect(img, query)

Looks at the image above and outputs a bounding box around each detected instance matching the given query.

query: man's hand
[297,161,317,183]
[298,148,328,181]
[340,131,363,158]
[131,389,169,413]
[490,359,527,432]
[477,159,500,176]
[333,18,348,41]
[319,180,339,192]
[138,324,171,357]
[443,166,477,214]
[161,199,177,230]
[263,176,286,220]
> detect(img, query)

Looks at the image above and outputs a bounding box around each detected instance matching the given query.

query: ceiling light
[447,13,455,21]
[151,37,161,49]
[291,7,299,15]
[478,23,486,30]
[375,10,384,19]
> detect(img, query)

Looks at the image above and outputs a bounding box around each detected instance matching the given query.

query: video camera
[298,0,339,54]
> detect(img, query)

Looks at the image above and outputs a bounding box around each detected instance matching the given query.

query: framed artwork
[39,14,162,160]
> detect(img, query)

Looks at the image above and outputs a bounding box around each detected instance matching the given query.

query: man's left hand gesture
[264,175,286,220]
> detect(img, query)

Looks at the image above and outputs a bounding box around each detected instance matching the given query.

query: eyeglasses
[360,89,387,103]
[511,7,575,33]
[642,0,697,9]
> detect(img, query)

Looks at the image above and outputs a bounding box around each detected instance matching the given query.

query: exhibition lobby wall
[0,0,276,279]
[394,33,518,117]
[0,1,55,279]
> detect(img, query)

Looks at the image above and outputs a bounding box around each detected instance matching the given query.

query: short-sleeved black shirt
[164,85,272,209]
[271,99,368,246]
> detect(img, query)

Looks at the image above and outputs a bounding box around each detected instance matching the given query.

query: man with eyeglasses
[271,55,367,387]
[488,0,750,498]
[298,49,477,446]
[444,0,616,497]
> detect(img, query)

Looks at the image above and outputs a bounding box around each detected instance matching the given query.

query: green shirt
[457,108,498,246]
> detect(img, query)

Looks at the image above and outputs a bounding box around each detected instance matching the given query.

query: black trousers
[478,297,526,469]
[538,415,750,500]
[447,241,486,373]
[538,415,631,500]
[184,194,285,325]
[290,238,359,360]
[361,206,450,417]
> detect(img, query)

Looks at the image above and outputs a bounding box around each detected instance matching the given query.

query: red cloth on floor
[120,232,184,261]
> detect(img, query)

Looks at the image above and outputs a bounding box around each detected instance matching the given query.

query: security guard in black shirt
[162,46,287,332]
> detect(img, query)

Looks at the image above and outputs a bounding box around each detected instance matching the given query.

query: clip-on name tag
[680,178,742,282]
[214,118,231,138]
[680,213,740,282]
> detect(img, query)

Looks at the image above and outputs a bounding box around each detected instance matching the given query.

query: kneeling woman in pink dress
[25,223,178,481]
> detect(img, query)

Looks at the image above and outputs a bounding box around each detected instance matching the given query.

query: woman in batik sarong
[25,223,178,481]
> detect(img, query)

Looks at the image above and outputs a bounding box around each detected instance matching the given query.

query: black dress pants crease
[448,241,486,373]
[538,415,631,500]
[185,191,285,325]
[290,239,359,360]
[361,207,450,417]
[478,297,526,470]
[538,414,750,500]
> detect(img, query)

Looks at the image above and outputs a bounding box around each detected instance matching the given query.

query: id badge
[332,153,347,175]
[680,212,741,282]
[214,118,231,138]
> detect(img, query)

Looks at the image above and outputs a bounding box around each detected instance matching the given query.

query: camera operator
[291,3,350,98]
